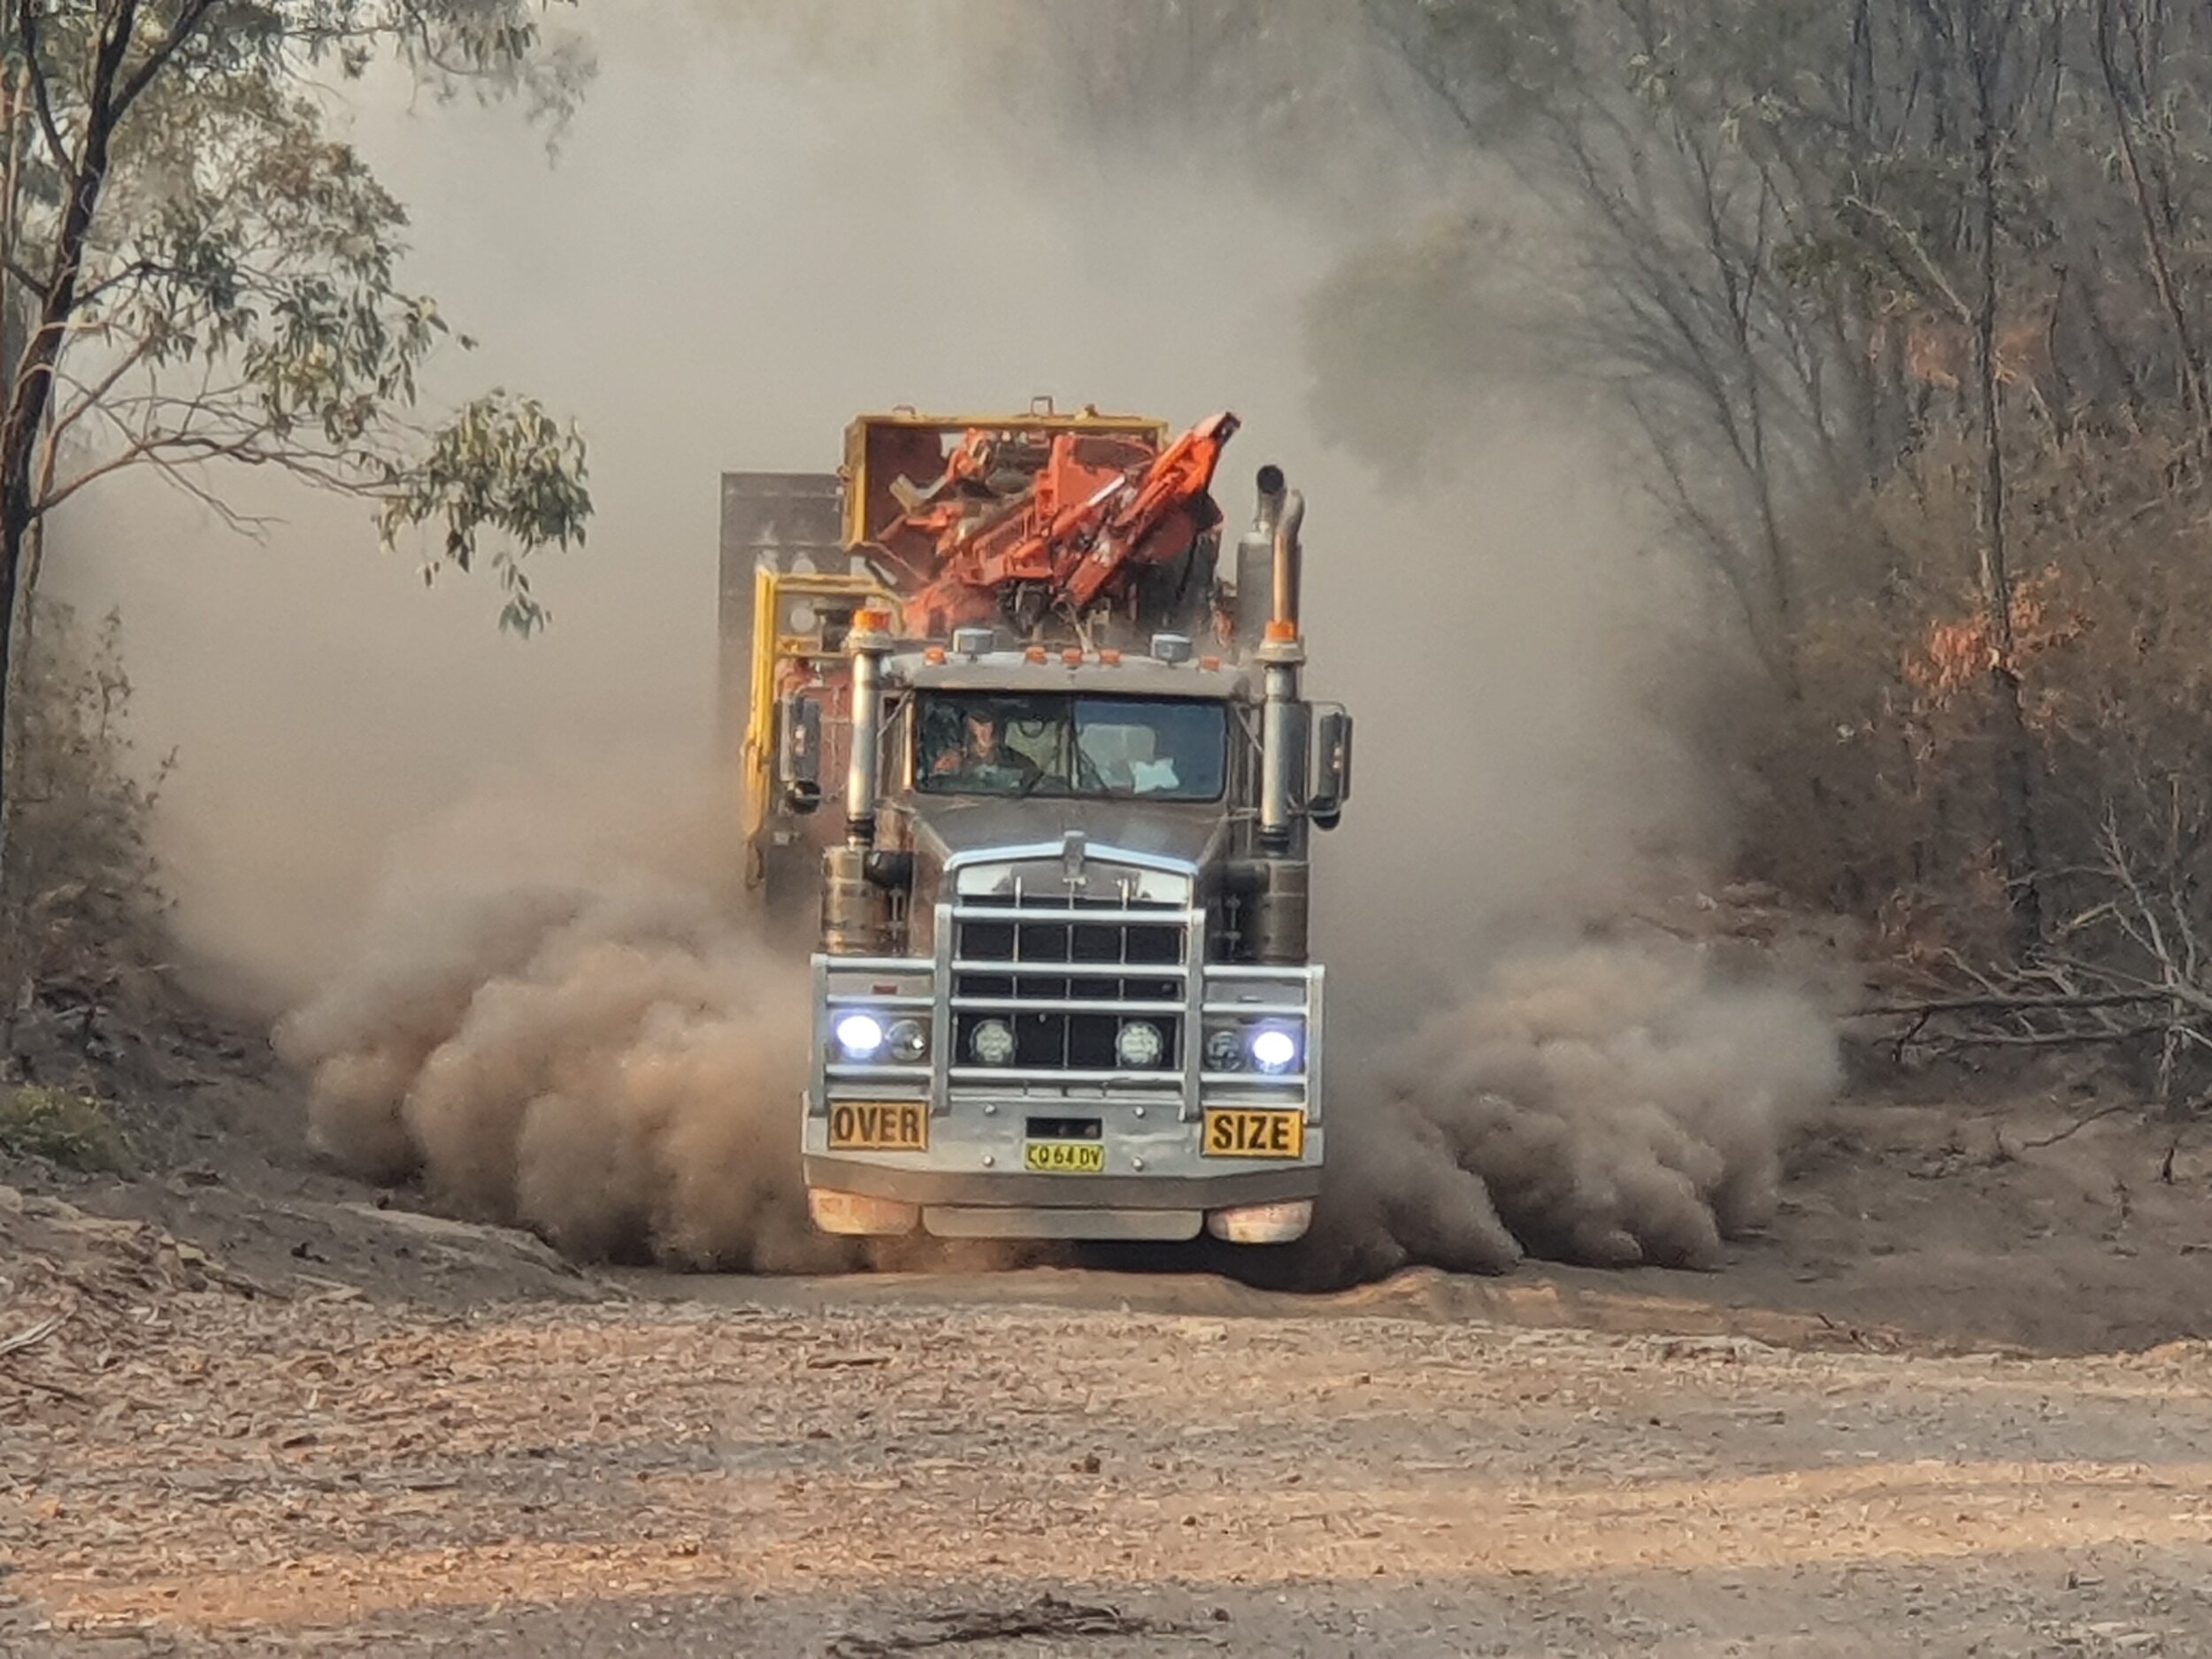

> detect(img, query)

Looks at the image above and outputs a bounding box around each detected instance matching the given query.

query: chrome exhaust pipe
[1257,486,1307,859]
[844,609,890,847]
[1271,488,1304,634]
[825,606,894,956]
[1254,464,1285,541]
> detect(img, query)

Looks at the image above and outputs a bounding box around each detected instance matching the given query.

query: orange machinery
[719,401,1242,900]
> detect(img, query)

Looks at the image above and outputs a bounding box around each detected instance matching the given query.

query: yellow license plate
[1024,1141,1105,1174]
[1202,1109,1306,1160]
[827,1102,928,1151]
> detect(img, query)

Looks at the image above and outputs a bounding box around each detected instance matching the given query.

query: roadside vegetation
[1011,0,2212,1112]
[0,1081,129,1171]
[0,4,593,1083]
[1366,0,2212,1105]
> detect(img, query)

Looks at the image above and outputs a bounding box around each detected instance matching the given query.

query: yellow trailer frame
[739,565,900,889]
[728,402,1173,896]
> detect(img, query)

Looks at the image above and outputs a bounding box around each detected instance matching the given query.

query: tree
[0,2,594,887]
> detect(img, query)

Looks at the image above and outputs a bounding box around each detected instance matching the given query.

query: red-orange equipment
[870,411,1239,638]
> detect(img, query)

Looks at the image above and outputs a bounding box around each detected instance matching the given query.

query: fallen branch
[1921,1023,2170,1051]
[1854,991,2172,1018]
[2018,1102,2137,1148]
[2,1370,91,1406]
[826,1595,1179,1658]
[0,1311,65,1356]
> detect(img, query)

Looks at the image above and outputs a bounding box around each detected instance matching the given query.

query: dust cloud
[57,4,1838,1277]
[272,764,850,1271]
[1305,941,1840,1281]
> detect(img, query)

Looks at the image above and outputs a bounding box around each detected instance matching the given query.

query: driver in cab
[931,707,1041,791]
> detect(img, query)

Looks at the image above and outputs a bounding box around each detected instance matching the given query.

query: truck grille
[949,894,1188,1078]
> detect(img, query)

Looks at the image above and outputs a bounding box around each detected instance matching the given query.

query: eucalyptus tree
[0,2,594,861]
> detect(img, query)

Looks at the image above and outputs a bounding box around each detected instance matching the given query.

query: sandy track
[9,1286,2212,1657]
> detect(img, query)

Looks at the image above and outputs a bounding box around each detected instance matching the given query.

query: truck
[718,400,1352,1246]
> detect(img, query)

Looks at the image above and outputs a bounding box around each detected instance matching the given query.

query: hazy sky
[54,4,1707,1023]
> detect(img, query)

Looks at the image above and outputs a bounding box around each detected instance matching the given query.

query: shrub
[1,601,171,1022]
[0,1084,133,1172]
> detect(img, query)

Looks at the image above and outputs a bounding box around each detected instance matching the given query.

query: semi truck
[718,400,1351,1246]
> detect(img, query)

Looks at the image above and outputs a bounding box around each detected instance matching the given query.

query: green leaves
[379,392,589,635]
[0,0,593,628]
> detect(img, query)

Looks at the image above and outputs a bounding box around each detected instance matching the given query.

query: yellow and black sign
[827,1102,928,1152]
[1202,1108,1306,1160]
[1024,1141,1105,1174]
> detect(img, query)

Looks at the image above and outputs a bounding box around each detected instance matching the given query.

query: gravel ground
[8,1281,2212,1658]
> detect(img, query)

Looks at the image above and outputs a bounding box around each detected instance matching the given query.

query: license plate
[1202,1109,1306,1160]
[1024,1141,1104,1174]
[827,1102,928,1152]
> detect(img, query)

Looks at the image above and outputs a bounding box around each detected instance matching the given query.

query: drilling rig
[718,400,1352,1244]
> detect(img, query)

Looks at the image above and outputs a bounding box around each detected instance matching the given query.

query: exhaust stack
[824,607,895,956]
[1271,487,1304,634]
[1257,481,1308,857]
[1254,475,1310,961]
[843,607,891,845]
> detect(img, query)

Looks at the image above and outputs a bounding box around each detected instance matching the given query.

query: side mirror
[780,694,823,815]
[1307,708,1353,831]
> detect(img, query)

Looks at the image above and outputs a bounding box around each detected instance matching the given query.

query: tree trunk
[0,5,134,905]
[2096,0,2212,457]
[1970,0,2042,950]
[0,493,26,1040]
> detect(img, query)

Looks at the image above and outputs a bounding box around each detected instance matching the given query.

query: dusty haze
[58,4,1837,1274]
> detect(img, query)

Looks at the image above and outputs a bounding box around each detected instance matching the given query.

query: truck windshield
[915,694,1227,802]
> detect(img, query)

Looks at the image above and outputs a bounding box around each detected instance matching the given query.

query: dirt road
[8,1270,2212,1658]
[12,1064,2212,1656]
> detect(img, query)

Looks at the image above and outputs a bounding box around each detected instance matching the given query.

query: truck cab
[721,404,1350,1245]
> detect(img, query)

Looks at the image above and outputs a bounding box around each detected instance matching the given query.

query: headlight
[833,1011,886,1061]
[971,1018,1016,1065]
[1116,1020,1165,1069]
[887,1018,927,1064]
[1248,1025,1301,1075]
[1202,1026,1244,1072]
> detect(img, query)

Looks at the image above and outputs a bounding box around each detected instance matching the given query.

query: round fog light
[1203,1027,1244,1072]
[1116,1020,1165,1068]
[833,1011,885,1061]
[971,1018,1016,1066]
[887,1018,927,1064]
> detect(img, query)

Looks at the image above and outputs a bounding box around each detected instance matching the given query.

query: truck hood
[906,797,1229,875]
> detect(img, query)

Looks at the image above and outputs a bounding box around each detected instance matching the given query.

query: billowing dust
[278,879,828,1271]
[273,786,849,1272]
[273,765,1836,1279]
[1307,944,1839,1282]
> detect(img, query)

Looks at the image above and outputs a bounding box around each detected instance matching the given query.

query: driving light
[1248,1025,1301,1075]
[971,1018,1016,1065]
[833,1011,886,1061]
[1203,1027,1244,1072]
[887,1018,927,1064]
[1116,1020,1165,1069]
